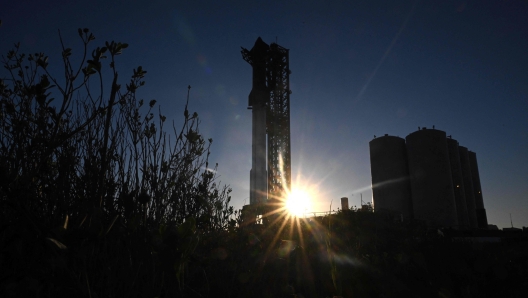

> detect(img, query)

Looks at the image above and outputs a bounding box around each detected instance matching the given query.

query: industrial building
[369,127,488,229]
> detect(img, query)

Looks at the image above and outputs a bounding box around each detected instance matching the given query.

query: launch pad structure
[241,37,292,220]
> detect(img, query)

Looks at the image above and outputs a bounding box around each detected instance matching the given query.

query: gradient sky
[2,0,527,229]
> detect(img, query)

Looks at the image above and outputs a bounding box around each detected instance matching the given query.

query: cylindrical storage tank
[446,138,469,229]
[468,151,488,229]
[369,135,413,220]
[459,146,478,228]
[406,128,458,228]
[341,197,349,211]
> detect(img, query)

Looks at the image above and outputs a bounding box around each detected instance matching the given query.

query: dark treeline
[1,30,527,298]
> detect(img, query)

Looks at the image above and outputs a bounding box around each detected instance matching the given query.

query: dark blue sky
[2,0,527,228]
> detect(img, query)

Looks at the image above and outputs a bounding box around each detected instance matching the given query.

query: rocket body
[247,38,269,205]
[250,103,267,205]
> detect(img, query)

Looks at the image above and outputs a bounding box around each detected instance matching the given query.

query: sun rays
[285,188,312,217]
[243,157,377,290]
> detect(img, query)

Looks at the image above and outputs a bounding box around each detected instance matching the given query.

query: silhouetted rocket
[242,37,269,205]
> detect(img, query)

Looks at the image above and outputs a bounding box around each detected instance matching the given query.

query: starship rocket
[243,37,269,206]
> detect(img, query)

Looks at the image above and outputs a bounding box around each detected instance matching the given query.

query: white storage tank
[369,134,413,220]
[341,197,349,211]
[468,151,488,229]
[459,146,478,228]
[406,128,458,228]
[446,137,469,229]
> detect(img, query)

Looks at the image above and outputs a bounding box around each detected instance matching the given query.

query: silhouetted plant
[0,28,232,230]
[0,28,234,297]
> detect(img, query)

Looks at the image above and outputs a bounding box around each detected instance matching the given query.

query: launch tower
[241,37,291,214]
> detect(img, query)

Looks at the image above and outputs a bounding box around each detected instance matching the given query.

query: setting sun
[285,189,312,217]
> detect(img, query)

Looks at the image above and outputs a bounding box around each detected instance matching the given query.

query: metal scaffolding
[266,42,291,203]
[241,38,291,207]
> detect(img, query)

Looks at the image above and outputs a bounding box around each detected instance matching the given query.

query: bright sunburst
[285,188,312,217]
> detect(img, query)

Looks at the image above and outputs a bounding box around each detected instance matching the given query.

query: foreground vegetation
[1,29,527,298]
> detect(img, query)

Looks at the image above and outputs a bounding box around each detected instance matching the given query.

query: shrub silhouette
[0,28,232,230]
[0,28,234,297]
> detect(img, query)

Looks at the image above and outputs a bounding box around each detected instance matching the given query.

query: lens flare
[285,188,311,217]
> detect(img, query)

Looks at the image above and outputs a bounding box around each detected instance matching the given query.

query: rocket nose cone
[252,37,269,53]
